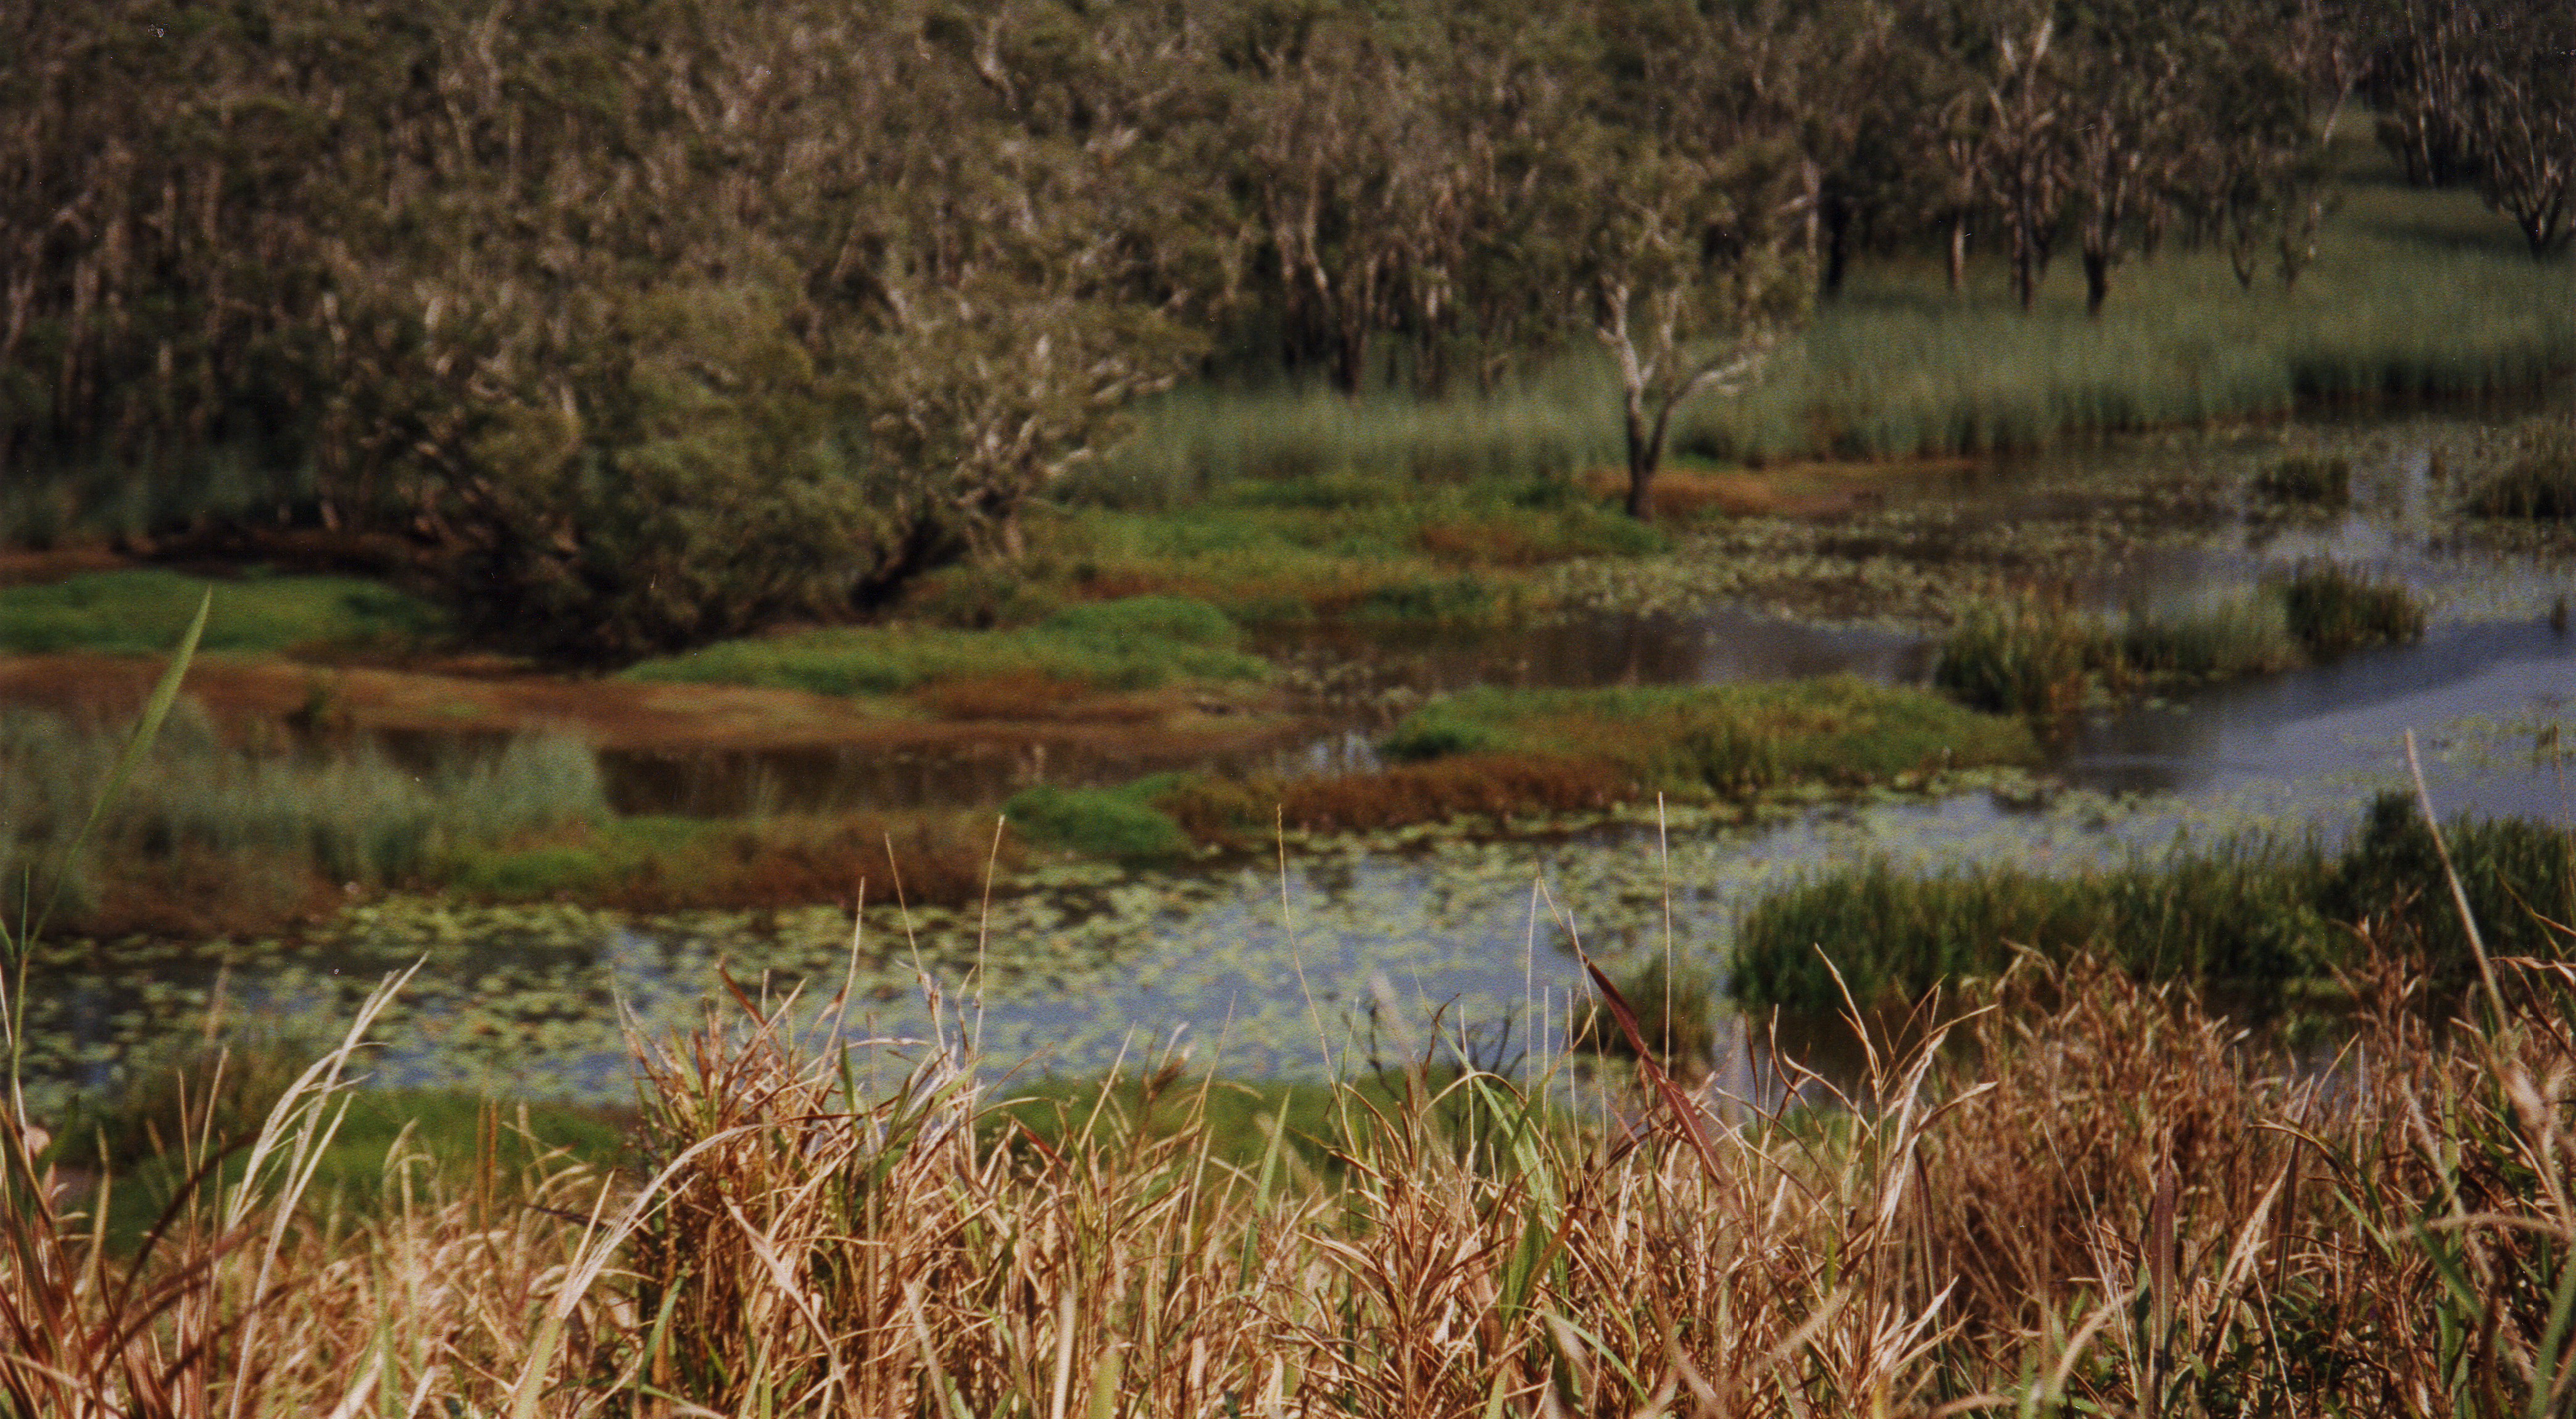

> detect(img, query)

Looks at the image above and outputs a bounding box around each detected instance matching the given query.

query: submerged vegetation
[1732,791,2576,1010]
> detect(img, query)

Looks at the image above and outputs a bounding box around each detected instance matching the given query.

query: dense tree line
[1,0,2564,657]
[2367,0,2575,254]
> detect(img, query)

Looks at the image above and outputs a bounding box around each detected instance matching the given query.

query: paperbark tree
[1982,10,2067,311]
[2464,15,2576,256]
[1594,280,1776,521]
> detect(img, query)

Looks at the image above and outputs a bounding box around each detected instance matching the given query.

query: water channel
[20,404,2576,1109]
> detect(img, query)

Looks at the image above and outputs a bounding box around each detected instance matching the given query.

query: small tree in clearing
[1571,135,1809,523]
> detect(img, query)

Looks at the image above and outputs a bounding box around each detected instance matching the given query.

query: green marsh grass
[0,567,443,656]
[445,808,1026,912]
[2274,560,2427,655]
[1937,567,2424,715]
[621,593,1268,696]
[2117,595,2305,680]
[1932,597,2115,715]
[1730,791,2576,1010]
[1001,783,1192,862]
[2462,412,2576,520]
[1730,836,2339,1011]
[1377,675,2038,794]
[1022,486,1655,626]
[0,702,604,931]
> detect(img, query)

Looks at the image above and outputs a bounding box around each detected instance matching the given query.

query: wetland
[11,400,2576,1111]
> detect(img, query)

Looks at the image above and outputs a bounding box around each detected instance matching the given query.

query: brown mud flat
[1578,459,1977,520]
[0,651,1301,759]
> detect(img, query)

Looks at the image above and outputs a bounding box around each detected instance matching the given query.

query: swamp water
[19,406,2576,1109]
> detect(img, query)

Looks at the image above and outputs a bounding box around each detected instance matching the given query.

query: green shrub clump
[1731,839,2338,1010]
[1932,600,2115,715]
[1936,566,2424,715]
[2117,598,2301,680]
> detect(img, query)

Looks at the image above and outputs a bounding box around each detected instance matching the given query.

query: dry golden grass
[9,922,2576,1416]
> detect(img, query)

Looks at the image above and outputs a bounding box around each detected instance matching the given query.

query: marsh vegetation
[14,938,2576,1415]
[7,1,2576,1407]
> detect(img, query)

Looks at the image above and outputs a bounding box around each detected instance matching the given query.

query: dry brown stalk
[14,930,2576,1415]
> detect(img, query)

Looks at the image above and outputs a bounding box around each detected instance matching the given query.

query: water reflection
[2056,619,2576,819]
